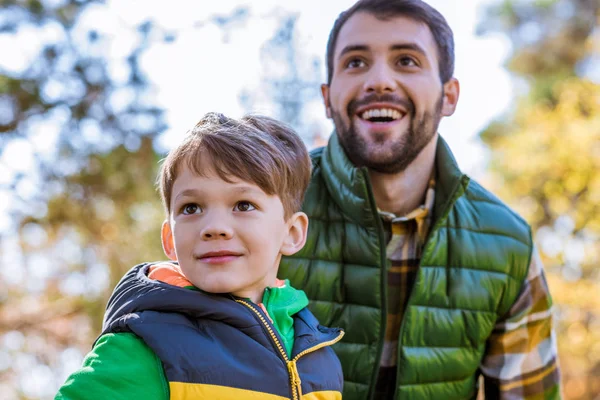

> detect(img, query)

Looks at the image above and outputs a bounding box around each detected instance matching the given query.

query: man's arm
[480,248,562,399]
[55,333,169,400]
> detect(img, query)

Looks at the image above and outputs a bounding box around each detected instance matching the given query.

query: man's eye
[234,201,256,212]
[346,58,366,69]
[182,204,201,215]
[398,56,418,67]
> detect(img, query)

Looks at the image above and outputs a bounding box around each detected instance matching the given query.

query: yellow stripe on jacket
[170,382,342,400]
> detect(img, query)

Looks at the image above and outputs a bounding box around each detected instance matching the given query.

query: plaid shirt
[374,179,561,399]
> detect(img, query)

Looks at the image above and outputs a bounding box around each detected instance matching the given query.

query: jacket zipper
[235,299,344,400]
[361,167,389,400]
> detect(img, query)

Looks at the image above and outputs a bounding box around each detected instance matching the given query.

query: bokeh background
[0,0,599,399]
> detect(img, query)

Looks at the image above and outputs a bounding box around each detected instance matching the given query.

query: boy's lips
[196,250,243,264]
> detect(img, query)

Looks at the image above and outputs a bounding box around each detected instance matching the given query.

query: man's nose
[363,62,398,94]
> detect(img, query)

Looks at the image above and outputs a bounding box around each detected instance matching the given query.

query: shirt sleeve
[55,333,169,400]
[480,247,562,399]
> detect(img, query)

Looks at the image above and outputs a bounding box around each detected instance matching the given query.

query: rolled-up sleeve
[480,248,562,399]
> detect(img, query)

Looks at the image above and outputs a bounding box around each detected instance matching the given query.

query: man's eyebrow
[337,44,369,60]
[390,43,427,56]
[337,43,428,61]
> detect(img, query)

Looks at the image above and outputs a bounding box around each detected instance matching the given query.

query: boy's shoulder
[56,332,168,400]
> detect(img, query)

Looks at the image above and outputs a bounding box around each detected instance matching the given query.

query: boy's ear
[280,212,309,256]
[161,220,178,261]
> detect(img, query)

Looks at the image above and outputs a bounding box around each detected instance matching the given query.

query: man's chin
[355,126,408,146]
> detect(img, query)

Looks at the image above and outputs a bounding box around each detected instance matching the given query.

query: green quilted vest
[279,133,532,400]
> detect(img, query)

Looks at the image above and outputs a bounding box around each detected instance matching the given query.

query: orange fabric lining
[148,263,286,291]
[148,263,194,288]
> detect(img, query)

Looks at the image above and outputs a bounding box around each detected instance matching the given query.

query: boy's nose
[201,225,233,239]
[200,216,234,240]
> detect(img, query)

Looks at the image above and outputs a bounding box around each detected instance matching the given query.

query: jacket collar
[319,132,470,227]
[431,135,470,225]
[102,263,341,354]
[102,263,255,330]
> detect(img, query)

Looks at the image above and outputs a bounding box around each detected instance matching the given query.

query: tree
[478,0,600,397]
[0,2,250,398]
[239,10,326,146]
[0,1,167,397]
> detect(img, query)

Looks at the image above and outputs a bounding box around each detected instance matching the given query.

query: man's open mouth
[359,108,403,123]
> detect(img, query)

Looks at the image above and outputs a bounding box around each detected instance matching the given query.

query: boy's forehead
[172,163,268,196]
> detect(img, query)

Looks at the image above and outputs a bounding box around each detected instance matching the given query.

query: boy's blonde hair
[158,112,311,219]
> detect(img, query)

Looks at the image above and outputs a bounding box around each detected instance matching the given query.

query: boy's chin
[195,281,246,296]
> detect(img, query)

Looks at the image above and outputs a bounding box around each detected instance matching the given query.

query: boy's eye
[234,201,256,212]
[182,204,202,215]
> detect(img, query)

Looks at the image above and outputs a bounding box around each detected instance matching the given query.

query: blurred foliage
[239,10,326,145]
[0,1,251,398]
[0,0,167,398]
[0,1,318,398]
[479,0,600,398]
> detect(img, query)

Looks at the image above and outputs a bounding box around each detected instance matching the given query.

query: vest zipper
[391,175,468,399]
[236,300,346,400]
[361,167,389,400]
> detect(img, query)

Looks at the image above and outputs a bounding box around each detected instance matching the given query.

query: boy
[56,113,344,400]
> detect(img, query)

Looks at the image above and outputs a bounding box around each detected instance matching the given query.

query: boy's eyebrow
[229,185,269,198]
[173,185,264,202]
[231,185,262,194]
[174,189,200,202]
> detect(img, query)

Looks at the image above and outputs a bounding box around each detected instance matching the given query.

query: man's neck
[369,134,438,216]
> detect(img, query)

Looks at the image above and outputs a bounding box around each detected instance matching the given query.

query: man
[279,0,561,399]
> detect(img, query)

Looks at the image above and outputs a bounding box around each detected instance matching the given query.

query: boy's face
[161,163,308,303]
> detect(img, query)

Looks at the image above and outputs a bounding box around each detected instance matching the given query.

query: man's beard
[332,93,443,174]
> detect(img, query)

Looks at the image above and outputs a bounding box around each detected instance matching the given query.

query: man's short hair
[158,112,311,219]
[326,0,455,84]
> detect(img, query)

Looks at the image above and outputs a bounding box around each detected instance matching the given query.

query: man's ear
[280,212,309,256]
[441,77,460,117]
[321,84,332,119]
[161,220,177,261]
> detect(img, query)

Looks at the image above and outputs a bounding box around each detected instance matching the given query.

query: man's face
[322,12,458,173]
[161,164,293,302]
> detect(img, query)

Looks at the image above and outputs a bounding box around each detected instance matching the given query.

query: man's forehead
[335,11,437,57]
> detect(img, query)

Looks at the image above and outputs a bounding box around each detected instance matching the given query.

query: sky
[113,0,512,172]
[0,0,512,230]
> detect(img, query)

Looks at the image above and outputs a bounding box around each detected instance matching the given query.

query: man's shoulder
[466,178,528,223]
[303,147,333,212]
[460,177,532,244]
[309,146,324,169]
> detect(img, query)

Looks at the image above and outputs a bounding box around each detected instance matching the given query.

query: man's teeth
[361,108,402,121]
